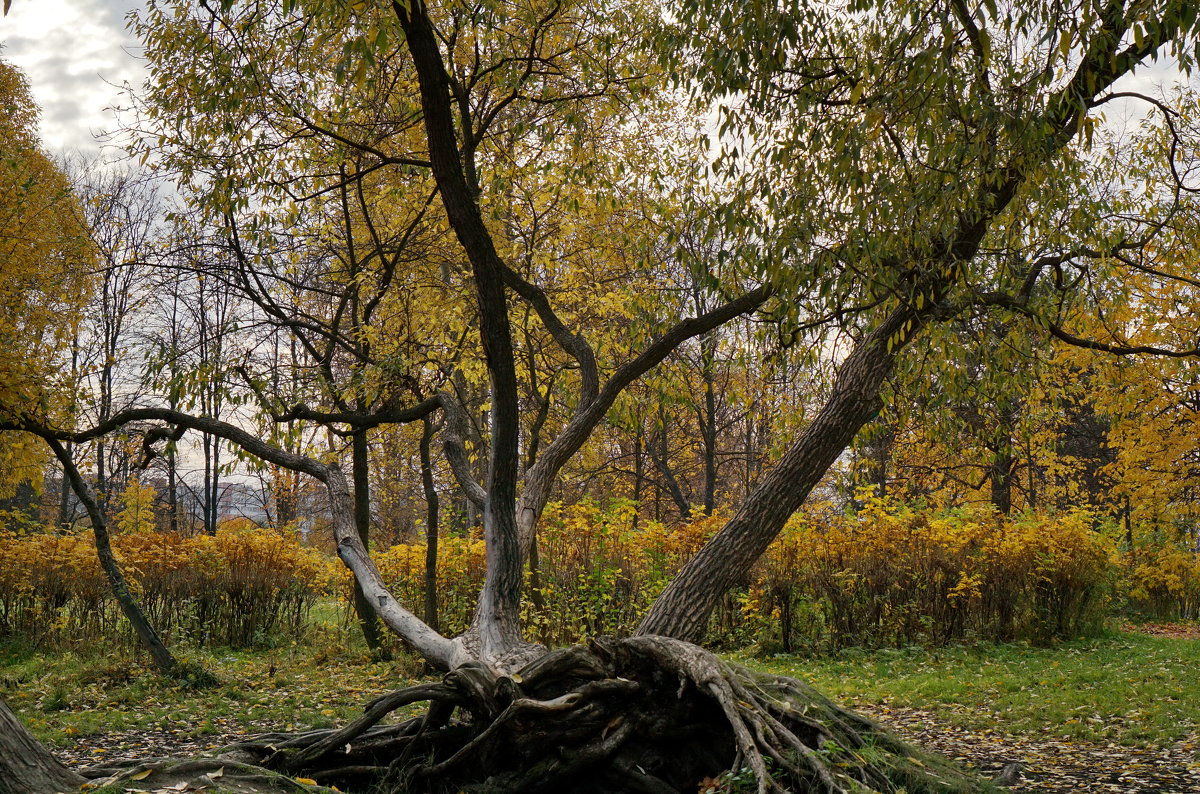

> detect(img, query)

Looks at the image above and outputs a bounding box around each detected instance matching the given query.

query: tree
[637,0,1200,643]
[0,697,83,794]
[7,1,1200,792]
[0,54,186,784]
[0,58,90,498]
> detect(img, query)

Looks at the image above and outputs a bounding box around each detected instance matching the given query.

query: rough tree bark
[0,698,84,794]
[639,307,918,640]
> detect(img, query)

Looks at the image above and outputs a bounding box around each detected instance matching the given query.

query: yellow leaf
[131,768,153,780]
[296,778,319,786]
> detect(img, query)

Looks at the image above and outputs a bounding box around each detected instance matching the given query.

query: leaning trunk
[639,308,914,640]
[48,438,180,676]
[0,697,83,794]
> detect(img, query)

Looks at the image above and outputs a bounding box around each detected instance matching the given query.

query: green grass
[4,626,1198,753]
[0,628,430,748]
[739,629,1200,747]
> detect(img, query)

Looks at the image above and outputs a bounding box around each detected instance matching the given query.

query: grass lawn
[740,629,1200,747]
[0,628,425,748]
[3,627,1197,752]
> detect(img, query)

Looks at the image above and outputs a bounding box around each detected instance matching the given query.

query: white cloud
[0,0,144,154]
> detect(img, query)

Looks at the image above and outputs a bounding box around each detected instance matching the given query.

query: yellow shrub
[745,499,1117,652]
[1126,541,1200,619]
[0,525,339,648]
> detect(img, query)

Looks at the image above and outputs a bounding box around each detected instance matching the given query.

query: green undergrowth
[740,628,1200,748]
[0,628,429,748]
[3,626,1197,757]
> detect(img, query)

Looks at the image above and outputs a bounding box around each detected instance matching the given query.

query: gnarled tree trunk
[0,697,83,794]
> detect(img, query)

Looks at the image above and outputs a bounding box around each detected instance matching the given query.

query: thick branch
[437,391,489,509]
[501,264,599,404]
[516,285,771,546]
[46,437,180,677]
[3,409,461,668]
[275,395,441,431]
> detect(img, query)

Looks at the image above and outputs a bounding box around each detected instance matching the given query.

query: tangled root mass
[83,637,998,794]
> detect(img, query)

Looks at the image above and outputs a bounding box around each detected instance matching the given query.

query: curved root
[233,636,997,793]
[87,638,998,793]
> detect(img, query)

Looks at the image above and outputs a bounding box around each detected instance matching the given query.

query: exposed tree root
[79,638,1001,793]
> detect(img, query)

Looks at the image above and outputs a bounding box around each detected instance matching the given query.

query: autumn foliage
[745,497,1117,651]
[1124,534,1200,620]
[0,498,1172,653]
[0,522,331,648]
[372,499,1121,651]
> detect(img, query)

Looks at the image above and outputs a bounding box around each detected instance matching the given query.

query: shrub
[362,498,1119,652]
[744,498,1118,652]
[1124,533,1200,620]
[0,523,337,649]
[5,497,1123,654]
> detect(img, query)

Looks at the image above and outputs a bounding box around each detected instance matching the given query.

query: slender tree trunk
[0,698,82,794]
[420,420,440,631]
[700,333,719,514]
[96,438,107,512]
[59,332,80,529]
[1025,436,1037,510]
[989,450,1016,515]
[864,422,895,498]
[352,431,385,655]
[47,439,179,676]
[167,443,179,534]
[523,384,552,612]
[650,415,692,520]
[202,435,214,535]
[632,424,644,530]
[209,438,221,535]
[56,442,73,529]
[743,408,754,503]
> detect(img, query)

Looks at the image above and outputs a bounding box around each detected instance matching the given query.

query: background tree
[0,58,90,502]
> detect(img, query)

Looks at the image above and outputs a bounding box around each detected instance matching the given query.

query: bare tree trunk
[352,430,385,655]
[632,422,644,530]
[420,419,440,631]
[649,410,693,520]
[0,698,82,794]
[700,332,719,514]
[207,435,221,535]
[46,438,180,676]
[989,451,1016,515]
[167,442,179,534]
[56,441,74,529]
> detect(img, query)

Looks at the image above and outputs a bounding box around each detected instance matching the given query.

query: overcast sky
[1,0,144,154]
